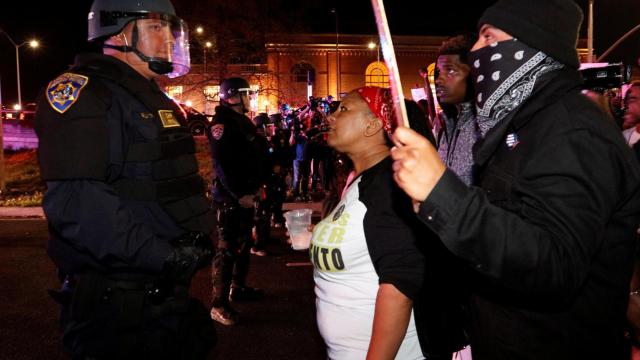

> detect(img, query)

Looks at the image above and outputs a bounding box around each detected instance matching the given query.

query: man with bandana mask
[34,0,216,357]
[391,0,640,359]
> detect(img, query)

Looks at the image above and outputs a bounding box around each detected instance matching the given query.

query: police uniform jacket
[207,105,271,204]
[418,68,640,359]
[35,53,213,278]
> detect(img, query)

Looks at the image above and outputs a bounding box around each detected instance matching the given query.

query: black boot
[229,286,264,302]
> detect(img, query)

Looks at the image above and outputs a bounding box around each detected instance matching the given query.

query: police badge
[158,110,180,128]
[46,73,89,114]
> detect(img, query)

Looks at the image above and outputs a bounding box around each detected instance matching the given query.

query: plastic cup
[284,209,313,250]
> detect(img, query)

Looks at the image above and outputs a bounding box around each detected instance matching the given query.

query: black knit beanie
[478,0,583,69]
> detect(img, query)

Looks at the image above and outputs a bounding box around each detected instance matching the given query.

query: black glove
[164,232,213,284]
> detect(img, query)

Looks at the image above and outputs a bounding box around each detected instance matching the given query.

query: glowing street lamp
[368,41,380,62]
[204,41,213,75]
[331,8,340,98]
[195,26,214,76]
[0,27,39,109]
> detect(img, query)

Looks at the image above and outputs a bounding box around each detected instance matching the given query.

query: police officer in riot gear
[207,77,271,325]
[34,0,216,358]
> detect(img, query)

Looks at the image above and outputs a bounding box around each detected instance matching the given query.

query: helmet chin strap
[102,20,174,75]
[226,101,248,114]
[222,92,250,114]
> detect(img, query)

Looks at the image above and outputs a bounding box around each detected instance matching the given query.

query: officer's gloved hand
[164,232,213,284]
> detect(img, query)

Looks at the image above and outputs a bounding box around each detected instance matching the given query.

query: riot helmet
[219,78,253,100]
[219,77,255,114]
[88,0,190,78]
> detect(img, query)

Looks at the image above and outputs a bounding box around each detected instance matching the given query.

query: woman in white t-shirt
[310,87,467,360]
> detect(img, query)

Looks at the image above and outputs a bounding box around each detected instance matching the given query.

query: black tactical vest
[72,59,214,234]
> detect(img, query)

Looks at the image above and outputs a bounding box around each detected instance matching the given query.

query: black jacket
[208,105,271,203]
[419,69,640,359]
[35,54,213,276]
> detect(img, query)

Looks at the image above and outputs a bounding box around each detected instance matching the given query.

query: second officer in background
[207,77,271,325]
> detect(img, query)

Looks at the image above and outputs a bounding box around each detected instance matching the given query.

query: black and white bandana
[469,39,563,135]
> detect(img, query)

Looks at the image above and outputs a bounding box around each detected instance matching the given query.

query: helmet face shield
[219,78,255,111]
[245,89,258,112]
[220,87,256,100]
[243,88,258,101]
[133,13,190,78]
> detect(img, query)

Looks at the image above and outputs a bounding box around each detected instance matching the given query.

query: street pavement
[0,203,326,360]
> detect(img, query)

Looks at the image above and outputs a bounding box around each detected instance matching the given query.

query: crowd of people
[32,0,640,359]
[252,96,340,202]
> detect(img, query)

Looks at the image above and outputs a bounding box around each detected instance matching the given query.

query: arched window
[365,61,389,88]
[291,62,315,83]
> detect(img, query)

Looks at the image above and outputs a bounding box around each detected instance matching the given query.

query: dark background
[0,0,638,106]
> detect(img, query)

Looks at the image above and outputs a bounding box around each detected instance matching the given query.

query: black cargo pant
[55,273,215,359]
[211,203,254,308]
[253,192,272,251]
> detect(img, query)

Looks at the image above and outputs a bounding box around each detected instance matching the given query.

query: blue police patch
[46,73,89,114]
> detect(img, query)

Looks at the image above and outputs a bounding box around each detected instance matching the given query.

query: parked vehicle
[174,102,212,137]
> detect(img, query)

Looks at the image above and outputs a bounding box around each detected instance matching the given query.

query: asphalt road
[0,219,326,360]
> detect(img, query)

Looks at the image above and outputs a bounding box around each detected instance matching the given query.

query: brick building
[159,33,593,116]
[263,33,447,109]
[158,33,447,115]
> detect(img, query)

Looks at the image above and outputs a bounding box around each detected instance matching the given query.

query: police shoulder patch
[211,124,224,140]
[46,73,89,114]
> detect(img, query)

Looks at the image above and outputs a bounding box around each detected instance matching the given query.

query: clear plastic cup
[284,209,313,250]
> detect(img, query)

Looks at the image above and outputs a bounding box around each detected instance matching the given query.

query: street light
[0,28,38,109]
[331,8,340,98]
[204,41,213,75]
[194,26,214,77]
[587,0,594,62]
[368,41,380,62]
[597,22,640,62]
[586,0,640,63]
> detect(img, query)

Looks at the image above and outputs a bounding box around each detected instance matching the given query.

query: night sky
[0,0,638,106]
